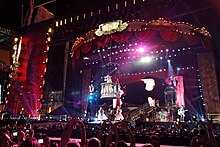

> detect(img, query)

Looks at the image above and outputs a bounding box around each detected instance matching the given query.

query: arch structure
[71,18,219,120]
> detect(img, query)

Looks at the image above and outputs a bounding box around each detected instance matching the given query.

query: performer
[148,97,155,107]
[19,108,25,120]
[170,75,178,89]
[114,106,124,121]
[177,105,186,122]
[97,107,108,121]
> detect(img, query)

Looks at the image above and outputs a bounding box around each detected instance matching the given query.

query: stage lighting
[88,95,94,100]
[140,56,152,63]
[201,118,205,122]
[167,60,170,63]
[138,47,144,53]
[177,67,180,71]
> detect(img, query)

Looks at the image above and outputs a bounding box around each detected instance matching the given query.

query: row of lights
[196,69,206,119]
[197,69,204,102]
[37,27,53,112]
[55,0,142,27]
[85,46,191,66]
[119,66,195,77]
[73,18,210,46]
[46,28,52,43]
[55,0,210,39]
[95,43,190,55]
[4,37,23,105]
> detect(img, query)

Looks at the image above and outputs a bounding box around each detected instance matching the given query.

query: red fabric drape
[183,35,200,46]
[94,35,111,47]
[74,48,80,60]
[159,30,181,42]
[111,32,132,43]
[81,41,92,53]
[201,38,211,50]
[72,58,75,70]
[135,30,157,41]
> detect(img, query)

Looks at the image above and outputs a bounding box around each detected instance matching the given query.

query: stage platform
[88,120,197,127]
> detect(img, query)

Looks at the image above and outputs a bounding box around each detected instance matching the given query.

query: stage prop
[100,75,121,99]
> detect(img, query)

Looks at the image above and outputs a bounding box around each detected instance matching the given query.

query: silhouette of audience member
[142,144,153,147]
[20,138,41,147]
[117,140,128,147]
[100,133,109,147]
[147,135,160,147]
[50,142,59,147]
[87,137,101,147]
[66,140,81,147]
[190,119,218,147]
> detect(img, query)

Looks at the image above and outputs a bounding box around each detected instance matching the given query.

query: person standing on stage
[177,105,186,122]
[97,107,108,121]
[114,106,124,121]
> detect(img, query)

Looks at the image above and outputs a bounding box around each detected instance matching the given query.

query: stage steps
[127,103,154,121]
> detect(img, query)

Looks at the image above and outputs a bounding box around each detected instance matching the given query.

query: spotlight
[88,95,94,100]
[138,47,144,53]
[177,67,180,71]
[140,56,152,63]
[167,60,170,63]
[14,37,19,42]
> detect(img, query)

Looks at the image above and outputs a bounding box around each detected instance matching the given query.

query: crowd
[0,115,219,147]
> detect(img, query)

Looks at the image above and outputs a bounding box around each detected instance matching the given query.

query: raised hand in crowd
[105,121,135,147]
[59,114,86,147]
[0,128,15,147]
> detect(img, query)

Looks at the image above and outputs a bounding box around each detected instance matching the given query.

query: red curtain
[111,32,132,42]
[81,41,92,53]
[74,48,81,60]
[159,30,181,42]
[135,30,157,41]
[183,35,200,46]
[72,58,75,69]
[201,38,211,50]
[94,35,111,47]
